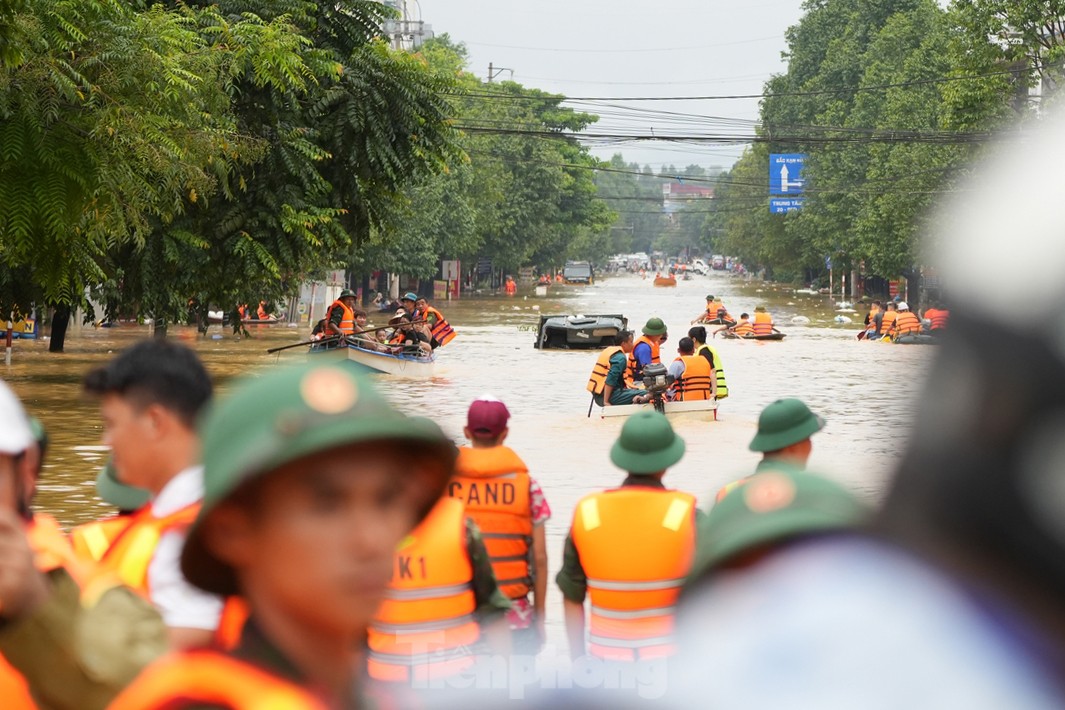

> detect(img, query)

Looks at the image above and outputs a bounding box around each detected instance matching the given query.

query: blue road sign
[769,154,807,196]
[770,198,804,214]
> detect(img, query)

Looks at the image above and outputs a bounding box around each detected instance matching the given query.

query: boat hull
[310,342,436,377]
[721,332,785,341]
[894,333,937,345]
[600,399,718,419]
[653,277,677,287]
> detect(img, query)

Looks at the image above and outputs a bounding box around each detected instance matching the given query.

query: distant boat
[721,331,786,341]
[653,276,677,287]
[309,341,436,377]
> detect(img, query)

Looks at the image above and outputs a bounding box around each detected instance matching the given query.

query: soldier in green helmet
[110,361,459,709]
[556,411,700,664]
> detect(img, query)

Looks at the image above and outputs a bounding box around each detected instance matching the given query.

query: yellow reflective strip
[580,498,601,531]
[83,525,112,561]
[117,528,160,589]
[661,498,690,532]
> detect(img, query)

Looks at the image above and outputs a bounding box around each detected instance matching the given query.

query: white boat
[600,399,718,419]
[310,341,436,377]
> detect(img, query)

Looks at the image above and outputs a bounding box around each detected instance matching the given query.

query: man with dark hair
[668,337,715,402]
[83,339,221,650]
[587,330,649,407]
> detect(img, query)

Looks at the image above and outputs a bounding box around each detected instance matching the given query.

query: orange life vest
[672,355,712,401]
[733,320,754,336]
[752,311,773,336]
[424,306,456,347]
[71,515,137,563]
[708,302,730,321]
[505,280,517,295]
[865,306,881,329]
[108,650,329,710]
[695,344,728,399]
[880,310,898,335]
[570,488,696,661]
[256,303,268,320]
[629,336,661,380]
[587,346,624,395]
[96,502,200,597]
[325,300,355,336]
[0,514,86,710]
[892,311,922,337]
[367,498,478,684]
[926,308,949,331]
[450,446,533,599]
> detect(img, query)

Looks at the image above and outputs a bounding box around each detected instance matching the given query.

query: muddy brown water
[4,272,931,648]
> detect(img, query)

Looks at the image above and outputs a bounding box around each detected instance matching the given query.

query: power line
[464,35,783,54]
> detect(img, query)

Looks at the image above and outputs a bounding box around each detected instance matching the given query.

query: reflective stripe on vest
[697,344,728,398]
[367,498,478,684]
[97,503,201,597]
[71,516,135,563]
[752,312,773,335]
[629,336,661,379]
[587,346,623,394]
[450,447,533,600]
[673,355,712,401]
[426,307,457,346]
[571,489,696,662]
[326,300,355,335]
[108,650,327,710]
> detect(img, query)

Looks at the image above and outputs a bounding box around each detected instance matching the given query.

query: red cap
[467,397,510,439]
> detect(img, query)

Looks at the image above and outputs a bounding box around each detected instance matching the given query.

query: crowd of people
[861,298,950,340]
[311,289,456,356]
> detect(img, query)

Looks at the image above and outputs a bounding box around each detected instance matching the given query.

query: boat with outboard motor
[535,313,627,350]
[599,399,718,419]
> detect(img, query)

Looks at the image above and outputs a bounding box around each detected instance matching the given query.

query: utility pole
[487,62,514,83]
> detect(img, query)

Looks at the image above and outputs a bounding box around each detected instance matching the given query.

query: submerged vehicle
[563,260,594,284]
[534,313,627,350]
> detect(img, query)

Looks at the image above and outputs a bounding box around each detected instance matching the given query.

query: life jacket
[108,650,329,710]
[213,597,251,651]
[629,336,661,380]
[505,280,517,295]
[752,311,773,336]
[0,514,87,710]
[696,344,729,399]
[865,306,881,329]
[424,306,456,347]
[880,310,898,336]
[732,320,754,337]
[570,488,696,661]
[711,301,730,321]
[450,446,533,599]
[926,308,949,330]
[587,346,623,395]
[95,502,201,597]
[893,311,922,337]
[256,303,268,320]
[325,300,355,336]
[71,515,137,563]
[367,498,478,684]
[672,355,712,401]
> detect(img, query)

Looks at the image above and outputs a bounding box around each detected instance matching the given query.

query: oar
[587,394,595,418]
[265,320,428,354]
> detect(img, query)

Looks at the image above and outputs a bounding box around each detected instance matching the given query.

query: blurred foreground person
[0,380,166,710]
[110,362,456,709]
[71,463,150,563]
[670,109,1065,708]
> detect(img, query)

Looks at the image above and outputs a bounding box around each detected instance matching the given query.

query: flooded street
[3,272,932,648]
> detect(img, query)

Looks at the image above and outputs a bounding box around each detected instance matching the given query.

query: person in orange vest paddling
[109,361,458,709]
[557,411,700,663]
[322,288,359,342]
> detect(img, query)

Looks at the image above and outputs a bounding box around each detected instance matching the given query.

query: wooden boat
[653,276,677,287]
[534,313,627,350]
[310,341,436,377]
[720,331,786,341]
[600,398,717,419]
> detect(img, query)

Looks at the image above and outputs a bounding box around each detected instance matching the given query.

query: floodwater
[3,271,932,648]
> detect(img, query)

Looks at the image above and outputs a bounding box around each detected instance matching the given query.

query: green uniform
[465,518,513,618]
[0,569,167,710]
[593,351,644,406]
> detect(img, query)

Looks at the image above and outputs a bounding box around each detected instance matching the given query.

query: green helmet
[181,361,456,596]
[749,398,825,452]
[687,466,867,581]
[338,288,357,300]
[610,410,685,474]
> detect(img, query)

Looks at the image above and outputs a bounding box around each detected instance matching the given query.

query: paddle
[856,330,867,341]
[265,320,427,354]
[587,394,595,418]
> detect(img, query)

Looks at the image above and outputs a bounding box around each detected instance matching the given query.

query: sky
[417,0,808,172]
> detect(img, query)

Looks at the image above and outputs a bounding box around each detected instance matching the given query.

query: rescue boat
[653,276,677,287]
[310,340,436,377]
[720,331,786,341]
[599,399,718,419]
